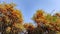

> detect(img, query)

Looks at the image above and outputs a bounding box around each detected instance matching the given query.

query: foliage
[0,3,60,34]
[32,10,60,34]
[0,3,24,34]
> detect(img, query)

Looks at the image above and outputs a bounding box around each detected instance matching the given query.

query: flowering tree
[32,10,60,34]
[0,3,24,34]
[0,3,60,34]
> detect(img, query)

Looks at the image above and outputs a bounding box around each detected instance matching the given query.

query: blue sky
[0,0,60,24]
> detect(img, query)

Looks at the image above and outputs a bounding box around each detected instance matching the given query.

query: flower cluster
[0,3,60,34]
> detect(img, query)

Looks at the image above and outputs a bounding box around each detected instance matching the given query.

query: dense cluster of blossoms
[0,3,60,34]
[32,10,60,34]
[0,3,24,34]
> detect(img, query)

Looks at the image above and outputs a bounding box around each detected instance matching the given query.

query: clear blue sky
[0,0,60,24]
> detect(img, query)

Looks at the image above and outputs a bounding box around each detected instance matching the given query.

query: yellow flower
[14,23,25,30]
[6,27,11,32]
